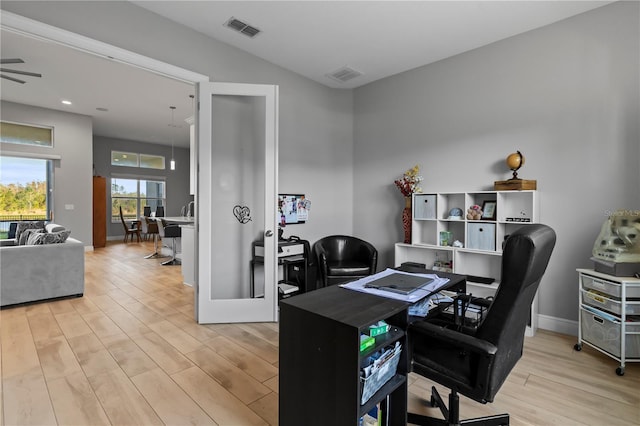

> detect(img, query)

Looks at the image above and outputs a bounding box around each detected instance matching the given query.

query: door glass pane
[210,95,266,300]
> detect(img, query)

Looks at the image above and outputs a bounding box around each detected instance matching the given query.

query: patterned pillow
[18,228,45,245]
[15,221,45,244]
[27,230,71,245]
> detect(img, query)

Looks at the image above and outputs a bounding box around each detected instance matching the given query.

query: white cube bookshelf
[396,190,539,335]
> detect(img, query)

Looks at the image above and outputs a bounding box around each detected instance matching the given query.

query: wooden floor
[1,241,638,425]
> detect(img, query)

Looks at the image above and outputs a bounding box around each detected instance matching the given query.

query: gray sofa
[0,226,84,307]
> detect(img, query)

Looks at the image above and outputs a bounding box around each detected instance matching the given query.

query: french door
[196,82,279,323]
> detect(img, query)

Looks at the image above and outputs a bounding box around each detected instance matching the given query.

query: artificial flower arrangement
[394,165,424,197]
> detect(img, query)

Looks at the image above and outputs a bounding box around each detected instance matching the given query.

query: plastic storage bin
[580,307,640,358]
[581,289,640,315]
[581,274,640,299]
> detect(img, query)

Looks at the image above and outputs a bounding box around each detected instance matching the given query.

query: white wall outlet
[65,204,74,210]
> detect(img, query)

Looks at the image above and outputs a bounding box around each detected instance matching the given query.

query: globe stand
[495,151,536,190]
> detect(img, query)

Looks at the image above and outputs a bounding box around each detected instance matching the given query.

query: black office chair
[143,206,152,217]
[158,218,181,265]
[312,235,377,287]
[408,224,556,426]
[155,206,165,217]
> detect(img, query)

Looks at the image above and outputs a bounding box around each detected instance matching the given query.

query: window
[0,156,53,237]
[140,154,165,170]
[111,151,166,170]
[111,177,165,222]
[111,151,139,167]
[0,121,53,148]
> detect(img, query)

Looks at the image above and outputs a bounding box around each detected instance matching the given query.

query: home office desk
[279,269,465,426]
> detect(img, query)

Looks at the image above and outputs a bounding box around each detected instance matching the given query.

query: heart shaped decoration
[233,205,252,224]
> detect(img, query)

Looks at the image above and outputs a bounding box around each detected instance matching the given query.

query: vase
[402,196,412,244]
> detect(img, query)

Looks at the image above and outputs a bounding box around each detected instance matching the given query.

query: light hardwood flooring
[1,240,638,425]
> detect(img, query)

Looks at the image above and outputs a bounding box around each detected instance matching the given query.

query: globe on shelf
[506,151,525,180]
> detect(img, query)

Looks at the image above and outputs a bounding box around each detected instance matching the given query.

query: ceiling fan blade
[0,68,42,78]
[0,58,24,64]
[1,74,26,84]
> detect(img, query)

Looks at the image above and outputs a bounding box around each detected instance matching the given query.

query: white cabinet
[395,190,539,334]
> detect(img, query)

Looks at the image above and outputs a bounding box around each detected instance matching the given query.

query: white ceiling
[134,1,612,89]
[0,1,612,147]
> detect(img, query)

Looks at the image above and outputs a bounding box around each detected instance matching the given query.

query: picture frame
[481,200,497,220]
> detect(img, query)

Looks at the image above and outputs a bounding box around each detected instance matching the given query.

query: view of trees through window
[111,177,165,222]
[0,156,51,238]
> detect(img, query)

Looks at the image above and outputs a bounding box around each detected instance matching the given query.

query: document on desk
[341,268,450,303]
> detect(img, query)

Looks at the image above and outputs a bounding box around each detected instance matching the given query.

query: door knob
[265,230,274,237]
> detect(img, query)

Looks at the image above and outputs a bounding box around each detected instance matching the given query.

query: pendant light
[169,106,176,170]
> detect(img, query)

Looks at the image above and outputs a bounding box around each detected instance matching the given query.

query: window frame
[0,155,54,235]
[110,175,166,223]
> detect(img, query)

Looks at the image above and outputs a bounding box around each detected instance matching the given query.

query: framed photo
[481,201,497,220]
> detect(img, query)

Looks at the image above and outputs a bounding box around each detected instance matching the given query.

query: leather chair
[408,224,556,426]
[158,218,181,265]
[312,235,378,287]
[119,206,141,243]
[139,216,159,241]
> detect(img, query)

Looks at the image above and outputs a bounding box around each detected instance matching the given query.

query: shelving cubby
[398,190,539,334]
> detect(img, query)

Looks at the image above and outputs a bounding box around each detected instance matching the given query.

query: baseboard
[536,314,578,336]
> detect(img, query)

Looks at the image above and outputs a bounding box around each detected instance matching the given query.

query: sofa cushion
[27,230,71,245]
[18,228,45,245]
[15,221,45,244]
[45,223,66,233]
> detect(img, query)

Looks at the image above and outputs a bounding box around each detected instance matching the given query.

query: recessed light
[61,100,72,105]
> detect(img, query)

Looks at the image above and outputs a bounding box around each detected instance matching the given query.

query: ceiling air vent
[225,17,261,38]
[326,66,363,83]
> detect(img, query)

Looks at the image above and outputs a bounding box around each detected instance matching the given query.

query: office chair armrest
[409,320,497,357]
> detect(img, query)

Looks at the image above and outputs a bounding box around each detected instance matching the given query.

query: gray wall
[0,101,93,246]
[93,135,191,238]
[353,2,639,330]
[1,0,355,247]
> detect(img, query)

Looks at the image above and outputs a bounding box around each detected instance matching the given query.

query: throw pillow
[19,228,45,245]
[15,221,45,244]
[45,223,66,233]
[28,230,71,245]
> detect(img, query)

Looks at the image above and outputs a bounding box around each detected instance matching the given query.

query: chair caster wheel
[616,367,624,376]
[574,343,582,351]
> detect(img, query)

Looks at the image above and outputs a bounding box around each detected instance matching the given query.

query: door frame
[2,11,210,317]
[196,82,280,324]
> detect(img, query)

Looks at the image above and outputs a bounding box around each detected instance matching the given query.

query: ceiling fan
[1,58,42,84]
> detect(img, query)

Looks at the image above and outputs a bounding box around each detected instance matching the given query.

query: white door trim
[0,11,209,84]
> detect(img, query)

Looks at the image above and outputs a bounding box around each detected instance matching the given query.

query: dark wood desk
[279,270,466,426]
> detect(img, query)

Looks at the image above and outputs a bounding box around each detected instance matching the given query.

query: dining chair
[119,206,141,243]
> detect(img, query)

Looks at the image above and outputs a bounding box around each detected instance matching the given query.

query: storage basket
[581,289,640,316]
[580,308,640,358]
[360,344,402,405]
[581,274,640,299]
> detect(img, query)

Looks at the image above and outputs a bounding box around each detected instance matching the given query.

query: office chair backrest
[156,206,165,217]
[143,206,151,217]
[475,224,556,398]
